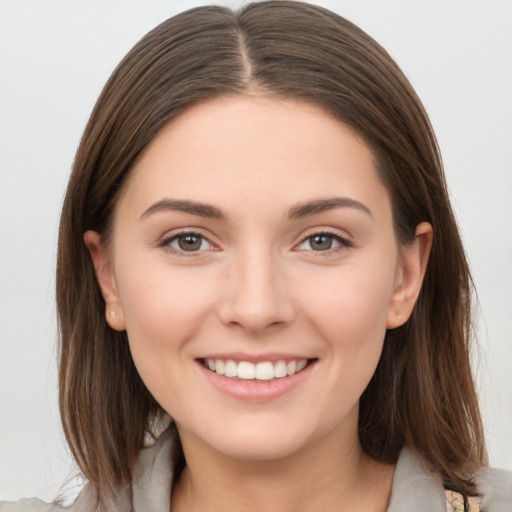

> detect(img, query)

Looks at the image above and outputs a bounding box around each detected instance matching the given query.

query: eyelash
[159,230,216,256]
[158,230,352,256]
[296,230,353,254]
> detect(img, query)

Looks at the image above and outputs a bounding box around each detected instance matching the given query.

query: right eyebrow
[140,199,226,220]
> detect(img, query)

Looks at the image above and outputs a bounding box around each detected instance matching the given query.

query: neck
[171,424,395,512]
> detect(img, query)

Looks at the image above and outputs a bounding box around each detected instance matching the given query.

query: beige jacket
[2,429,511,512]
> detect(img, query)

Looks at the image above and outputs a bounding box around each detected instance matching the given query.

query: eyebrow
[288,197,372,219]
[141,199,226,219]
[140,196,372,220]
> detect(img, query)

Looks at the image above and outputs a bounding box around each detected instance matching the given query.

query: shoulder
[446,466,512,512]
[474,465,512,511]
[389,447,512,512]
[0,484,97,512]
[0,499,67,512]
[0,427,178,512]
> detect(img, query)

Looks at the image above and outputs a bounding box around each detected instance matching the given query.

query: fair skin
[85,95,432,512]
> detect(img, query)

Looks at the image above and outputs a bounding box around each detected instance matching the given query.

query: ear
[83,230,126,331]
[387,222,433,329]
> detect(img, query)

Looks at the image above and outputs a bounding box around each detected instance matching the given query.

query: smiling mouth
[201,358,316,381]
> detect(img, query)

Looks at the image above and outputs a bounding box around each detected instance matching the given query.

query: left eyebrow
[288,197,372,219]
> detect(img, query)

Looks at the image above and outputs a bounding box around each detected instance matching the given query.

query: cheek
[300,262,395,335]
[297,260,396,383]
[114,260,218,377]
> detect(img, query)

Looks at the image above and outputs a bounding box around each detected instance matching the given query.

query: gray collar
[68,428,511,512]
[128,430,449,512]
[387,446,446,512]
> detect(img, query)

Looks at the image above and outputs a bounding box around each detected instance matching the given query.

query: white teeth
[237,361,255,380]
[296,359,307,372]
[215,359,225,375]
[286,360,296,376]
[274,360,287,378]
[205,358,310,380]
[255,362,274,380]
[225,360,237,378]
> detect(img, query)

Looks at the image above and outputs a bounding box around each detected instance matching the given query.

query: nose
[218,248,295,334]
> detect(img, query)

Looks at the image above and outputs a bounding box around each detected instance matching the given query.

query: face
[87,95,429,462]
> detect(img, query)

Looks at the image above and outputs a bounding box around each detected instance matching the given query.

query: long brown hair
[57,0,486,505]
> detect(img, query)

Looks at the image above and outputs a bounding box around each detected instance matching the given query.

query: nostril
[216,265,295,332]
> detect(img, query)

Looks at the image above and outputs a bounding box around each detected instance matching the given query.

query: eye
[297,232,351,252]
[162,232,214,253]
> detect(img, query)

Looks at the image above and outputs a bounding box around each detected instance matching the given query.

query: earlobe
[386,222,433,329]
[83,230,126,331]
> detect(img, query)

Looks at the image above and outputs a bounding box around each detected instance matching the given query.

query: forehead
[117,95,391,221]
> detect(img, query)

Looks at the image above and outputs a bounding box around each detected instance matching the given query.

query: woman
[1,1,510,511]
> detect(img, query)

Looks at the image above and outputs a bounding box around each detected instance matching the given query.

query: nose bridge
[219,243,294,332]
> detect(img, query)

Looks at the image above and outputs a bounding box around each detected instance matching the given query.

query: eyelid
[294,228,353,252]
[156,226,352,255]
[158,228,219,255]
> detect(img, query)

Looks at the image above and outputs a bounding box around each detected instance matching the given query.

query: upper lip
[198,353,314,363]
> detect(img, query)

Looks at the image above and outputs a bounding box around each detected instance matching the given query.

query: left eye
[298,233,347,251]
[165,233,213,252]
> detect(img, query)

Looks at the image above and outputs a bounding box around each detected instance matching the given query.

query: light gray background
[1,0,511,502]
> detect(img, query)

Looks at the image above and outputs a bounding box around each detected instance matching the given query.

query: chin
[207,433,310,462]
[177,413,334,463]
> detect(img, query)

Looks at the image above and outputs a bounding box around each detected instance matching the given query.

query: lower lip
[197,360,315,402]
